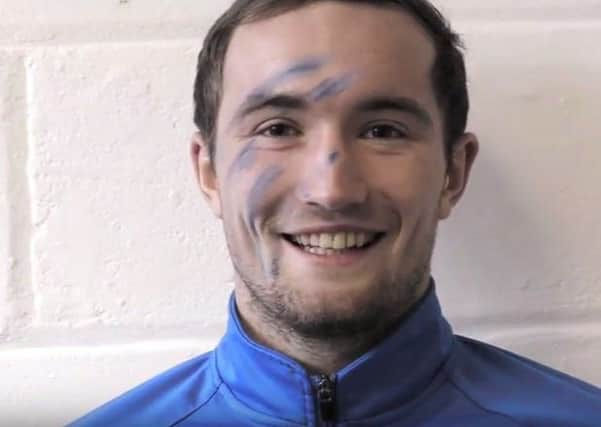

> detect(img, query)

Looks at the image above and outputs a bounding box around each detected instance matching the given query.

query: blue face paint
[228,138,258,179]
[249,56,329,99]
[270,257,280,280]
[230,56,329,128]
[328,152,340,164]
[307,72,357,102]
[247,166,285,235]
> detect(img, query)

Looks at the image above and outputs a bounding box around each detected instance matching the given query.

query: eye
[258,122,300,138]
[360,124,407,140]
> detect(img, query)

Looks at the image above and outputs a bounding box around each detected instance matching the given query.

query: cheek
[220,165,285,266]
[226,138,258,179]
[368,155,443,215]
[246,166,285,234]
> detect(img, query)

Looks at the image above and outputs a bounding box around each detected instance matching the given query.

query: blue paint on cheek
[247,166,285,235]
[270,257,280,279]
[228,138,258,179]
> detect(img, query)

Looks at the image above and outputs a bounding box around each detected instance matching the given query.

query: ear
[438,133,479,220]
[190,132,222,218]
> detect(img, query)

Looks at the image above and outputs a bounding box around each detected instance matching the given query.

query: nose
[296,130,368,211]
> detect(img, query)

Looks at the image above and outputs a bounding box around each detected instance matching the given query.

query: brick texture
[0,51,14,335]
[0,340,212,426]
[26,43,232,329]
[434,24,601,325]
[1,0,601,423]
[0,50,32,337]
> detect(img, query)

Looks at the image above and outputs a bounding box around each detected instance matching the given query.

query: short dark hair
[194,0,468,165]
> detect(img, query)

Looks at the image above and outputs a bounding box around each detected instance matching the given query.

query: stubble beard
[229,214,438,348]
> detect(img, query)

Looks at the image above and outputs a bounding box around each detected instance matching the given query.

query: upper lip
[281,224,386,235]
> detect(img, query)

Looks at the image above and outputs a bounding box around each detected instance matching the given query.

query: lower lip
[282,237,381,267]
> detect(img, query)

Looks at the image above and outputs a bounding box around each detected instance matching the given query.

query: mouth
[281,231,386,256]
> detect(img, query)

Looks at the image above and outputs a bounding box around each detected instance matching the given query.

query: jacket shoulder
[448,336,601,426]
[68,351,221,427]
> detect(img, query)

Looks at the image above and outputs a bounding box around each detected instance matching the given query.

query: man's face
[193,2,476,338]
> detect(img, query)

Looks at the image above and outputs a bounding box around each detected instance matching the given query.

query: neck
[237,309,372,374]
[234,277,431,375]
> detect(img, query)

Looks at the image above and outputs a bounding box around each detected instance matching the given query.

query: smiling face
[193,2,477,341]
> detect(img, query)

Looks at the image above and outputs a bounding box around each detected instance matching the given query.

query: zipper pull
[316,374,336,422]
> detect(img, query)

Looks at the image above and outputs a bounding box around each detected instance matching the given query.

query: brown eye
[259,123,300,138]
[361,124,406,139]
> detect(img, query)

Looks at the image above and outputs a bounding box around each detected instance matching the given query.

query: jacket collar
[215,277,454,423]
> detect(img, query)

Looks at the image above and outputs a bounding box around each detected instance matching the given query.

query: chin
[286,276,392,315]
[284,292,395,340]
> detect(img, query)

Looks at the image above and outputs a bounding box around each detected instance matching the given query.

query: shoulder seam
[170,380,224,427]
[447,375,527,427]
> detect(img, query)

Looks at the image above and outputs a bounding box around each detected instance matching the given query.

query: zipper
[313,374,337,426]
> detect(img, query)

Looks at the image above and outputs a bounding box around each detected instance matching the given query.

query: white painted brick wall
[1,1,600,425]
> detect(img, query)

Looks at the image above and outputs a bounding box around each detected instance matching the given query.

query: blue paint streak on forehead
[247,166,285,235]
[307,72,357,102]
[249,56,329,98]
[230,56,329,129]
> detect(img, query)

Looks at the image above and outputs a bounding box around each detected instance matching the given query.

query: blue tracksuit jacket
[69,282,601,426]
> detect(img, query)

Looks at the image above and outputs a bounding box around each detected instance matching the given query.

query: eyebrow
[355,96,433,127]
[232,93,309,124]
[230,93,433,129]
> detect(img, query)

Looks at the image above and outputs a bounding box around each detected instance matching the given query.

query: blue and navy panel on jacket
[69,281,601,426]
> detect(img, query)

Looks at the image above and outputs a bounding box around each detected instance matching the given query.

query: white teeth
[310,234,320,246]
[346,232,356,247]
[333,232,346,250]
[319,233,333,249]
[307,247,328,256]
[357,232,366,247]
[289,231,379,250]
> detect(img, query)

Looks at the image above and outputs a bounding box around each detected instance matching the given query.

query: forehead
[220,2,438,123]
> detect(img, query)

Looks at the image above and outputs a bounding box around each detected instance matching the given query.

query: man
[70,0,601,425]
